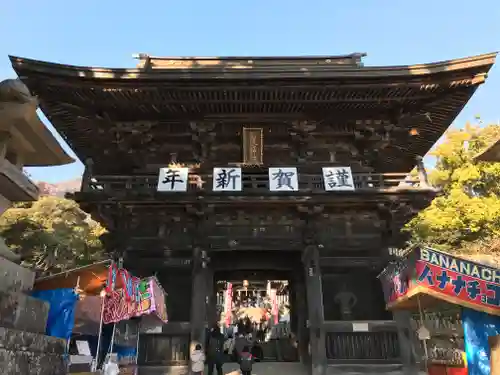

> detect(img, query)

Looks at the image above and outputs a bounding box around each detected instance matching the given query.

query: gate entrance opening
[216,271,296,363]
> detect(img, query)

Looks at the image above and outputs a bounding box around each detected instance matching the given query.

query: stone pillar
[190,248,208,352]
[0,131,11,160]
[304,245,327,375]
[393,310,419,375]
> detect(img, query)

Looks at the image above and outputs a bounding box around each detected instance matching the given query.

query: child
[239,346,253,375]
[191,344,206,375]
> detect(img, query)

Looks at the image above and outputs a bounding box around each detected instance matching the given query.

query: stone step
[0,291,49,334]
[0,326,66,375]
[0,256,35,293]
[135,363,411,375]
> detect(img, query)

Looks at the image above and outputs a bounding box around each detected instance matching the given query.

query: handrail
[82,171,431,194]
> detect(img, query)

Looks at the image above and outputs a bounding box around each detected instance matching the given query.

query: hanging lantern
[409,128,419,136]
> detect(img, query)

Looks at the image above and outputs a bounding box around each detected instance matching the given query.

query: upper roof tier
[133,53,367,70]
[9,52,497,173]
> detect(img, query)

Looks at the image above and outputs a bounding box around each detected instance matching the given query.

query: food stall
[379,246,500,375]
[33,260,168,374]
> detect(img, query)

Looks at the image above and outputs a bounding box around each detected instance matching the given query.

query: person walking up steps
[239,346,253,375]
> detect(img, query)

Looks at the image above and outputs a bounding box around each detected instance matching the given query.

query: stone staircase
[0,253,67,375]
[134,363,409,375]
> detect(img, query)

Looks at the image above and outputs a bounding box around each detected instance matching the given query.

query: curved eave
[27,113,75,167]
[9,52,497,82]
[0,101,74,166]
[474,137,500,162]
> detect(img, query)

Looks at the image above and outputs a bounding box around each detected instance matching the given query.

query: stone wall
[0,254,33,292]
[0,326,66,375]
[0,256,67,374]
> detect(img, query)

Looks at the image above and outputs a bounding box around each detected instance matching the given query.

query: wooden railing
[136,321,401,365]
[83,171,429,194]
[137,333,190,366]
[324,321,401,363]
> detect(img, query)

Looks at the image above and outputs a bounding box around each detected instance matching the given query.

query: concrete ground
[134,362,409,375]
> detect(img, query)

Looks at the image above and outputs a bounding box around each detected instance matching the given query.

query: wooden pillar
[393,311,418,375]
[81,158,94,192]
[289,278,298,334]
[190,248,208,353]
[294,275,310,366]
[490,335,500,375]
[303,245,327,375]
[206,268,217,327]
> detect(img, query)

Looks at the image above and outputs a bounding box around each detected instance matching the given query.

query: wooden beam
[124,257,192,268]
[81,94,440,106]
[320,257,384,268]
[215,269,291,281]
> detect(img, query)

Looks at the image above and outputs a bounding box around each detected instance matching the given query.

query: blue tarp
[462,308,500,375]
[32,288,78,342]
[115,345,137,362]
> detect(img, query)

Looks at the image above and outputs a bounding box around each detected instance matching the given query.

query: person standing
[206,326,225,375]
[191,344,205,375]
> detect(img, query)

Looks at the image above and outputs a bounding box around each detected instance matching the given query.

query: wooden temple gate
[10,52,496,375]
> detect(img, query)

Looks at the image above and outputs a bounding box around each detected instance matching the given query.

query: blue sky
[1,0,499,183]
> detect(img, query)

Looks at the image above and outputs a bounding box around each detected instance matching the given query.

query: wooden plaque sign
[242,127,263,165]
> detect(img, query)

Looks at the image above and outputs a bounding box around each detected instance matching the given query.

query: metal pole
[92,292,106,372]
[109,322,117,354]
[417,296,429,370]
[66,276,81,354]
[135,321,141,366]
[108,258,122,356]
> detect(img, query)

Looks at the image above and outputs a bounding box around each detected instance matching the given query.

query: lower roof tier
[9,52,497,173]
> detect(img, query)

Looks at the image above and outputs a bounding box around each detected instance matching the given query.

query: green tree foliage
[0,196,106,275]
[405,122,500,256]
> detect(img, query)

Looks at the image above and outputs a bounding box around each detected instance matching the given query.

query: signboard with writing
[415,247,499,315]
[157,167,189,192]
[224,282,233,326]
[136,277,168,322]
[103,266,168,324]
[379,247,500,316]
[322,167,355,191]
[268,167,299,191]
[270,289,279,325]
[213,167,242,192]
[379,254,415,308]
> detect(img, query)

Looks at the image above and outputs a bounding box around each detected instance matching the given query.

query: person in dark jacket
[234,333,249,359]
[239,346,253,375]
[206,326,225,375]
